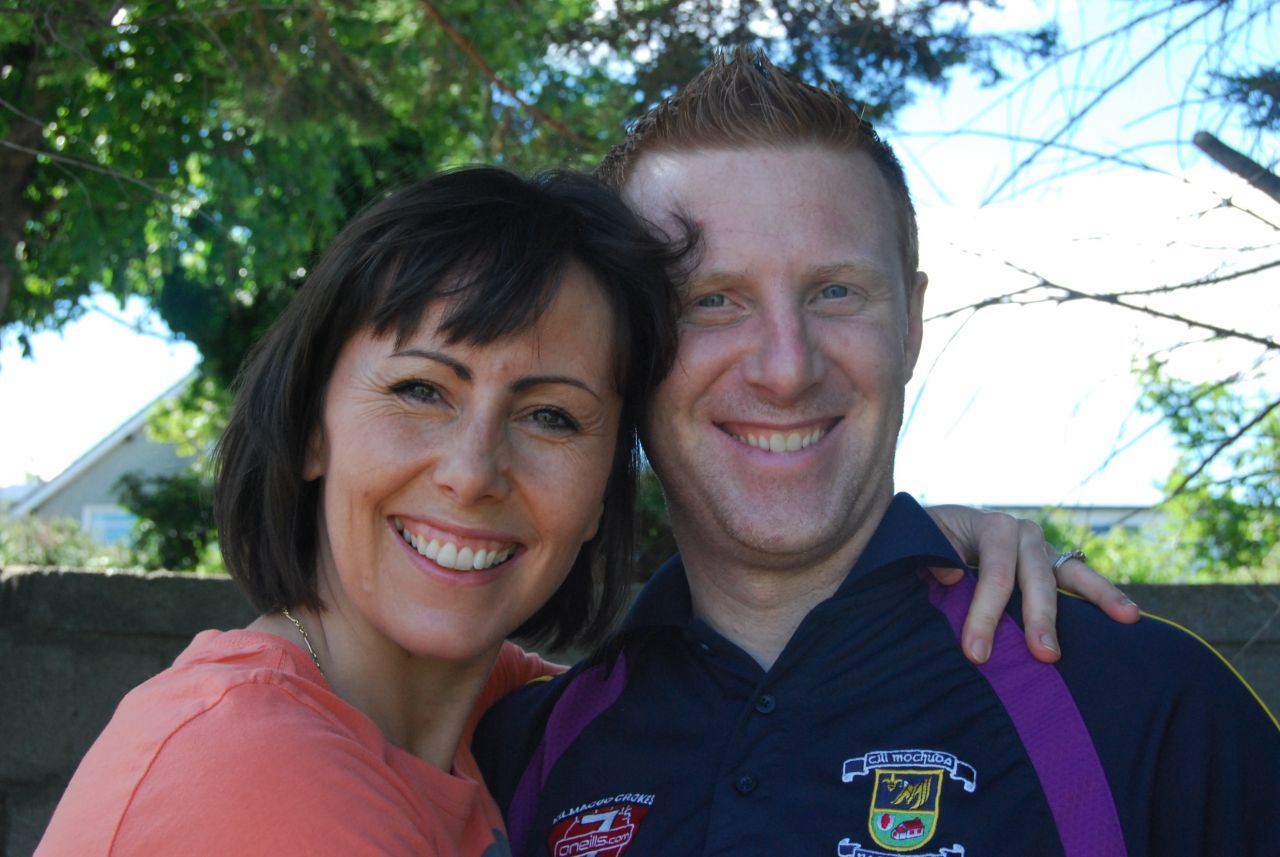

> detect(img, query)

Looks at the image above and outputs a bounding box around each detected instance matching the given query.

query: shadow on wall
[2,568,1278,856]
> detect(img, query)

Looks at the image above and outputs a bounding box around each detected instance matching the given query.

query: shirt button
[734,773,758,795]
[754,694,777,714]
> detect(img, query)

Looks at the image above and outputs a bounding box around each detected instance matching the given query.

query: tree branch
[982,2,1222,205]
[415,0,589,147]
[1161,394,1280,505]
[1194,130,1280,206]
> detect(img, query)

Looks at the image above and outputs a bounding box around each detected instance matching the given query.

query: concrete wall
[0,569,254,856]
[2,569,1277,856]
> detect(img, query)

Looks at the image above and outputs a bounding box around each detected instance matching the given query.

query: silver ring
[1052,549,1087,573]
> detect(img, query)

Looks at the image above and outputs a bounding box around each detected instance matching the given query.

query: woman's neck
[250,608,500,771]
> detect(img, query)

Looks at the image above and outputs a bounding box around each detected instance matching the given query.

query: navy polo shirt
[475,494,1280,857]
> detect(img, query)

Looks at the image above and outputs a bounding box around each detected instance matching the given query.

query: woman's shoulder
[36,629,408,856]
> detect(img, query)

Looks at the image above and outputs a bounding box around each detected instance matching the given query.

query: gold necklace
[281,606,324,677]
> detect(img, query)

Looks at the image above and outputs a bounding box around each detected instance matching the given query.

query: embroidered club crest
[547,799,651,857]
[841,749,977,856]
[867,769,942,851]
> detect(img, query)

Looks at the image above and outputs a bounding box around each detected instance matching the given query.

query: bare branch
[982,2,1222,205]
[1001,260,1280,351]
[1194,130,1280,206]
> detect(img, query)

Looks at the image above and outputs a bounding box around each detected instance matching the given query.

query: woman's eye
[529,408,581,432]
[391,380,441,404]
[694,293,727,308]
[820,284,850,299]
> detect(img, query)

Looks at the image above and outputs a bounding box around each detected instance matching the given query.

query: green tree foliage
[0,513,130,568]
[636,467,676,578]
[1040,361,1279,584]
[2,0,1052,376]
[2,1,1055,571]
[1136,360,1278,574]
[113,468,217,571]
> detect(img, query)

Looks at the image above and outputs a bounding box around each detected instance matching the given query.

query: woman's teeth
[732,427,827,452]
[395,523,515,571]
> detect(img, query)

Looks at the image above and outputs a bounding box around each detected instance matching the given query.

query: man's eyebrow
[390,349,471,381]
[809,261,895,283]
[685,269,745,292]
[390,350,601,400]
[689,261,894,290]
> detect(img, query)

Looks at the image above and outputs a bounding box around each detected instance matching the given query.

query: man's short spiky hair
[597,46,920,276]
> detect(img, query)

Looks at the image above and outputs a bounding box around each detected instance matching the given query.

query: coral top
[36,629,552,856]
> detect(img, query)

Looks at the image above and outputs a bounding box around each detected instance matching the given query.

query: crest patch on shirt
[839,749,976,855]
[547,793,654,857]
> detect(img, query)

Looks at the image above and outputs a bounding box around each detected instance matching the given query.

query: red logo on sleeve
[547,800,651,857]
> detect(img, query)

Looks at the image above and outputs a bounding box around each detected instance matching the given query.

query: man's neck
[680,524,881,671]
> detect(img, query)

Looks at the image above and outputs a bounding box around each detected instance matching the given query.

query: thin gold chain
[281,606,324,677]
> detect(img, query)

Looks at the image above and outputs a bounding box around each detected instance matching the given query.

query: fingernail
[970,639,989,664]
[1121,595,1138,609]
[1040,633,1060,655]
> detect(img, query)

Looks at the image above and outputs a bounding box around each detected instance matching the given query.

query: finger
[959,512,1019,665]
[1051,548,1140,623]
[928,565,966,586]
[1015,521,1063,664]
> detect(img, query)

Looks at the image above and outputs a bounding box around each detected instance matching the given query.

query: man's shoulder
[1053,592,1278,735]
[472,658,590,781]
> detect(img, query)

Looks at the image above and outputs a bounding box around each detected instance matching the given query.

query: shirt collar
[622,493,968,632]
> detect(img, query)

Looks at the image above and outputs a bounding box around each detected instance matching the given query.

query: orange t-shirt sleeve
[108,683,443,856]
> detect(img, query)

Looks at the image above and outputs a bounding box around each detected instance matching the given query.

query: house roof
[12,372,196,516]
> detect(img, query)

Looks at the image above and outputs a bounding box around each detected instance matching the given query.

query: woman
[36,167,1122,856]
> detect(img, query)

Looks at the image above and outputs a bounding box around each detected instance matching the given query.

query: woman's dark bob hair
[214,167,688,650]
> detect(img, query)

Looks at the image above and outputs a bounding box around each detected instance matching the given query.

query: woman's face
[305,265,621,665]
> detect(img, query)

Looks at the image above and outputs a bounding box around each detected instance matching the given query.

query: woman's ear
[303,427,327,482]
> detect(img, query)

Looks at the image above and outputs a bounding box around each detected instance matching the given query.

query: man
[476,50,1279,856]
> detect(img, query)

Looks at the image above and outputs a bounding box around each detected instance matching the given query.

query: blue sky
[2,1,1275,507]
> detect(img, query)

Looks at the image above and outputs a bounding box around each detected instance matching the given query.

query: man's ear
[303,426,327,482]
[904,270,928,382]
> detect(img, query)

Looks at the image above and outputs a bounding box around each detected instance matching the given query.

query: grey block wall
[1,569,1277,856]
[0,569,255,857]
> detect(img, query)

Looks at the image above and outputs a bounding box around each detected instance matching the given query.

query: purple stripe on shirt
[927,575,1127,857]
[506,652,630,857]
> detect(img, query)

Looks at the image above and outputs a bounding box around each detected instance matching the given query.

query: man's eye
[820,284,850,299]
[694,293,727,308]
[391,380,440,403]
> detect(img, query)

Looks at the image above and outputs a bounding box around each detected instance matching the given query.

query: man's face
[625,146,926,570]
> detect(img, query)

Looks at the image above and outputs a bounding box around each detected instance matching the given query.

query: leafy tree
[636,467,677,578]
[1135,359,1279,574]
[113,468,217,571]
[2,1,1056,570]
[1034,358,1279,584]
[2,0,1053,374]
[0,513,130,568]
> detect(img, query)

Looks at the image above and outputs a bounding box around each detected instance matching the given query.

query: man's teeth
[733,428,827,452]
[395,524,514,571]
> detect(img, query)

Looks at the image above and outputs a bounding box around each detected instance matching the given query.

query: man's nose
[431,416,510,505]
[740,303,823,400]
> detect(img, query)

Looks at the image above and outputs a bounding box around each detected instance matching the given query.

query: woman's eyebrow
[512,375,601,401]
[390,348,471,381]
[391,350,602,400]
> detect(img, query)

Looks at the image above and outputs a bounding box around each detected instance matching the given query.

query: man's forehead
[622,145,886,214]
